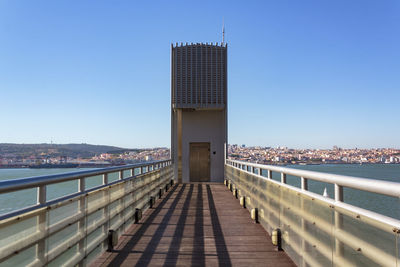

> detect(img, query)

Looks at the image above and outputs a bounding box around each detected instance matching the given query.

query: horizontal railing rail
[227,159,400,198]
[225,158,400,267]
[0,159,173,266]
[0,160,169,194]
[0,160,171,221]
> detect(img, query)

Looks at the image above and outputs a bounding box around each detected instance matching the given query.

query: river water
[1,164,400,219]
[0,168,94,215]
[271,164,400,219]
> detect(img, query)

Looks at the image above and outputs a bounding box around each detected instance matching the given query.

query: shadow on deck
[92,183,295,267]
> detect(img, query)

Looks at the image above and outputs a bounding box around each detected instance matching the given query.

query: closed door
[189,143,210,182]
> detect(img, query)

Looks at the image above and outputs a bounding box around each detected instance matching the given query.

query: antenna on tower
[222,18,225,44]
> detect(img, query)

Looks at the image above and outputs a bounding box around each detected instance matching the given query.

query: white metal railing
[0,160,173,266]
[225,159,400,267]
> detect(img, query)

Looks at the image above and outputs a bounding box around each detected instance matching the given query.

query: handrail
[226,159,400,198]
[0,159,174,266]
[0,160,170,193]
[225,159,400,267]
[0,159,171,221]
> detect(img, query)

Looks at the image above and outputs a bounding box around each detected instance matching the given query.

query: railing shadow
[206,184,232,266]
[164,184,194,265]
[105,183,232,266]
[191,184,205,266]
[106,184,184,266]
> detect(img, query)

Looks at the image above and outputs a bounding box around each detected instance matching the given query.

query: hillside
[0,143,139,159]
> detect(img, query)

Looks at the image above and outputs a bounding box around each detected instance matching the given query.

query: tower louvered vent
[172,43,227,109]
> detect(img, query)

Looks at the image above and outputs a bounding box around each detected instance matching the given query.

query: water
[1,165,400,219]
[0,168,94,215]
[0,167,143,216]
[0,167,149,266]
[277,164,400,219]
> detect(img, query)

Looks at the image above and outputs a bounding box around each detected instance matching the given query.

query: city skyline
[1,143,399,168]
[1,1,399,149]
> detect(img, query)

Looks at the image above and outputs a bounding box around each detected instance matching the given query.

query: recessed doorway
[189,142,210,182]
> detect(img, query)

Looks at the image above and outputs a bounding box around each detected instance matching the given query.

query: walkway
[92,183,295,267]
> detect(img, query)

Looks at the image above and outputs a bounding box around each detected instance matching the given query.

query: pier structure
[1,159,400,266]
[1,43,400,266]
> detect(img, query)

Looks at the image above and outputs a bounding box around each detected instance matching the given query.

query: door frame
[189,142,210,182]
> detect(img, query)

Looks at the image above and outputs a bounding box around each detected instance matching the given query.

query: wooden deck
[92,183,295,267]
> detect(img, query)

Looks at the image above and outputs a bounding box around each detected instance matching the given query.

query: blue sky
[0,0,399,149]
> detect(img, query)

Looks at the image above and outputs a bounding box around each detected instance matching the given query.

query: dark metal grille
[172,43,227,108]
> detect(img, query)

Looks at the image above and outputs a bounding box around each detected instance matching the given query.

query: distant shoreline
[0,163,115,169]
[229,162,400,166]
[1,162,398,169]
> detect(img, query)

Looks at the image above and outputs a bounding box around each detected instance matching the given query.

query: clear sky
[0,0,399,149]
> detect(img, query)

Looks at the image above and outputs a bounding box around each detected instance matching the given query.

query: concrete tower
[171,42,227,183]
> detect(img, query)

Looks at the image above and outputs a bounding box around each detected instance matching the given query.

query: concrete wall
[180,109,226,183]
[171,109,179,182]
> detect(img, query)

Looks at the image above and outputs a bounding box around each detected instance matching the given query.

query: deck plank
[92,183,296,267]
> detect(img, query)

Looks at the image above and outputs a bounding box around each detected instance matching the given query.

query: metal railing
[0,160,173,266]
[225,159,400,267]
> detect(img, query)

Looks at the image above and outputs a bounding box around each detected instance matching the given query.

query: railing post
[37,185,46,205]
[268,170,272,179]
[334,184,343,201]
[300,176,308,266]
[334,184,344,257]
[103,173,110,252]
[37,185,46,265]
[78,178,85,266]
[281,173,286,184]
[118,170,125,233]
[301,177,308,191]
[103,173,108,185]
[118,170,125,232]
